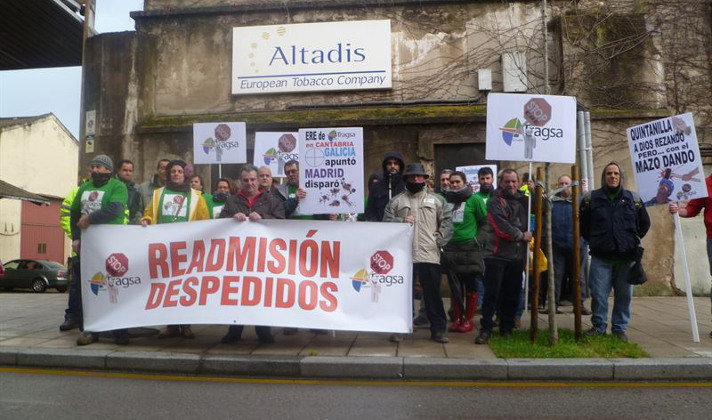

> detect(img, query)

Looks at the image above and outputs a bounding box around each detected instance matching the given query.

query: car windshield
[3,261,20,270]
[40,261,64,269]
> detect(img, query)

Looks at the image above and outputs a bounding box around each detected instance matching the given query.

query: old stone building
[80,0,712,294]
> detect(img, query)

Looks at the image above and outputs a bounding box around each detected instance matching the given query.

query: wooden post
[572,164,583,341]
[545,163,558,345]
[530,166,544,342]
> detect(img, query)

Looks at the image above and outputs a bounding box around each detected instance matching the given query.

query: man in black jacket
[219,164,285,344]
[580,162,650,342]
[365,151,405,221]
[475,169,531,344]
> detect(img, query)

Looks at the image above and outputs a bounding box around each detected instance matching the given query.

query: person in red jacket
[669,173,712,339]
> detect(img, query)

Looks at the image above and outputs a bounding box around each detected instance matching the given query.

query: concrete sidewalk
[1,293,711,379]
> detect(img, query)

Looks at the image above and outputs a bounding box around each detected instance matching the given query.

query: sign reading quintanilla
[485,93,577,164]
[626,113,707,206]
[232,20,392,95]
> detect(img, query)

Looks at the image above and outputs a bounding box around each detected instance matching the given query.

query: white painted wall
[0,115,78,263]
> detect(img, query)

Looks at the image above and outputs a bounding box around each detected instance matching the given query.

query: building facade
[78,0,712,294]
[0,114,79,264]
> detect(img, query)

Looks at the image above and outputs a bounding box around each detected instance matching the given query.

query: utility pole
[541,0,557,345]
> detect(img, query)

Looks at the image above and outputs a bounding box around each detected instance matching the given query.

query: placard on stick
[253,132,299,178]
[485,93,577,163]
[193,122,247,164]
[626,113,707,206]
[298,127,364,215]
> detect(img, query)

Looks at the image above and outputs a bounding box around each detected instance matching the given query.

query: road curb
[403,358,507,379]
[301,356,403,378]
[2,347,712,380]
[507,359,614,380]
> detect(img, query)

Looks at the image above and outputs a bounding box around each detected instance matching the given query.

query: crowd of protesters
[61,150,712,348]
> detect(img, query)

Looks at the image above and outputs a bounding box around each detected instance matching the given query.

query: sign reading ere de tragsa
[232,20,392,95]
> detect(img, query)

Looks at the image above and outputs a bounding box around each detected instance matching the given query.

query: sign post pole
[674,212,700,342]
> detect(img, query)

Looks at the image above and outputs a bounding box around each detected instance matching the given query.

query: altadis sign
[232,20,392,94]
[81,219,413,333]
[485,93,577,164]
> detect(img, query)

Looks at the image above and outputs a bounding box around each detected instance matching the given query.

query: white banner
[627,113,707,206]
[193,122,247,164]
[455,165,498,193]
[486,93,577,163]
[298,127,364,215]
[232,20,392,95]
[80,219,412,333]
[253,132,299,178]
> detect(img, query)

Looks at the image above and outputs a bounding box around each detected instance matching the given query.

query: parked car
[1,259,67,293]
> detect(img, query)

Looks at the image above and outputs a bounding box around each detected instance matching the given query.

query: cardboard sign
[298,127,364,214]
[486,93,577,163]
[627,113,707,206]
[80,219,413,333]
[253,132,299,177]
[193,122,247,164]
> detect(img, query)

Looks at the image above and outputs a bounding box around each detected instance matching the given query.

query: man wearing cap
[70,155,129,346]
[384,163,453,343]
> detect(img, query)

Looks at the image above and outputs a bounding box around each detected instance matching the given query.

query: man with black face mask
[384,163,452,343]
[69,155,129,345]
[365,152,405,221]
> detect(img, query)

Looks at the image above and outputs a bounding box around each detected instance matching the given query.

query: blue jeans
[589,256,633,333]
[64,257,82,323]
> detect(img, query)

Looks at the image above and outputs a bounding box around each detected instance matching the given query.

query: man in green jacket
[68,155,129,346]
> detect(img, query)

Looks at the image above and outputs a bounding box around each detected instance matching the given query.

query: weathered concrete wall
[133,1,556,118]
[79,32,141,178]
[76,0,712,294]
[0,115,78,262]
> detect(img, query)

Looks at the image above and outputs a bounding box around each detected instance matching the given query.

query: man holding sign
[580,162,650,342]
[669,176,712,339]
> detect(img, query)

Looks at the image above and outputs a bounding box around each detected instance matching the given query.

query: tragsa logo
[263,148,278,164]
[499,118,523,146]
[350,251,404,303]
[88,253,142,304]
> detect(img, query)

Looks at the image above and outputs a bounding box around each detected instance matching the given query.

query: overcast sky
[0,0,144,139]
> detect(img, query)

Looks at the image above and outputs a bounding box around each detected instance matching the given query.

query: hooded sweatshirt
[580,162,650,259]
[364,151,405,221]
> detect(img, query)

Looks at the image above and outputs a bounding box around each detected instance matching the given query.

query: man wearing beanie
[70,154,129,345]
[580,162,650,342]
[384,163,453,343]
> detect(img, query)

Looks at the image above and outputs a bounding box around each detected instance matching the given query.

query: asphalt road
[1,368,711,419]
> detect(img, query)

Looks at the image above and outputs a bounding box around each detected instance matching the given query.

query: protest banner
[193,122,247,164]
[627,113,707,206]
[455,164,498,193]
[81,219,412,333]
[627,112,704,342]
[486,93,577,164]
[298,127,364,214]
